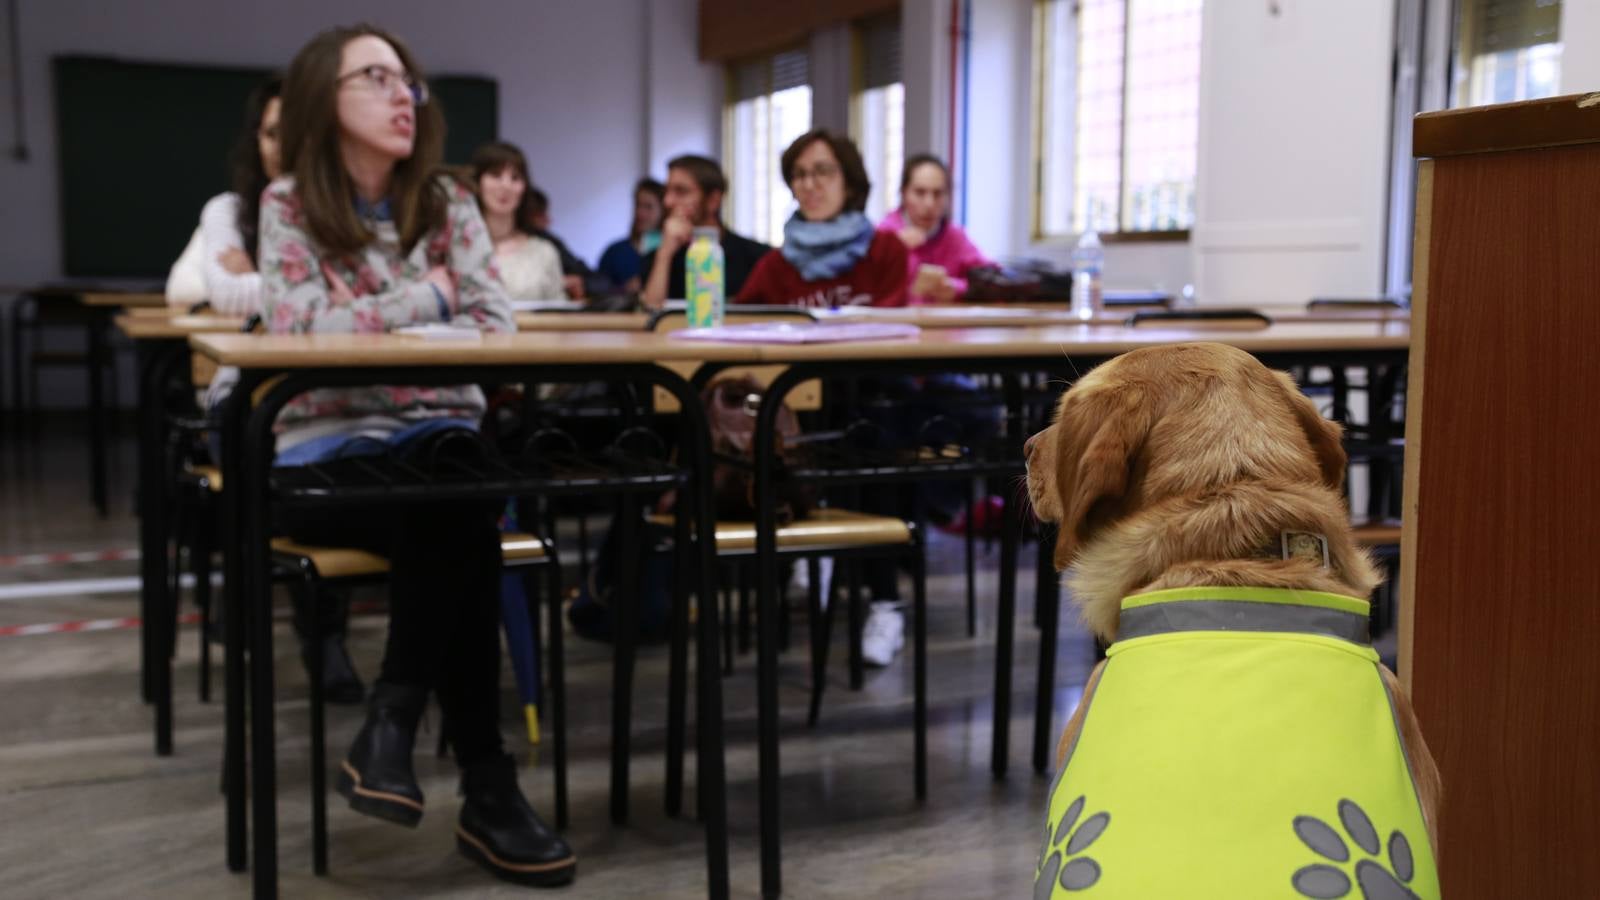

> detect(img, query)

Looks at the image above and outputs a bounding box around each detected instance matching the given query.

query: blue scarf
[781,211,875,281]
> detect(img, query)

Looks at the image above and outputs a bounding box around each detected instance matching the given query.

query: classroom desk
[191,330,763,900]
[701,320,1411,897]
[818,303,1409,328]
[515,311,650,331]
[6,285,164,513]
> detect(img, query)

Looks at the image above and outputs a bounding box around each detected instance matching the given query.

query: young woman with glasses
[258,24,575,887]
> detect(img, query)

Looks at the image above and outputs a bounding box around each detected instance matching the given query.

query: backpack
[700,374,816,525]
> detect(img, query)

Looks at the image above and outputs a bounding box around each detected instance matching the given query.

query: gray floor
[0,420,1094,898]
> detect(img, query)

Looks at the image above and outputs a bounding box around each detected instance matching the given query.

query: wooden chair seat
[646,507,914,553]
[1351,520,1403,547]
[500,532,549,562]
[269,538,389,579]
[190,464,223,492]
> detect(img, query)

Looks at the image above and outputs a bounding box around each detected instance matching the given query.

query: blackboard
[53,56,498,278]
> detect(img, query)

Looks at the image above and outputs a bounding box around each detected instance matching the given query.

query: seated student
[524,187,591,300]
[596,178,665,293]
[165,76,366,702]
[639,154,771,309]
[260,24,573,886]
[469,141,565,300]
[165,77,283,315]
[879,153,993,305]
[736,129,908,308]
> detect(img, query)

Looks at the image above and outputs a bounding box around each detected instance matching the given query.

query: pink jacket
[877,208,993,305]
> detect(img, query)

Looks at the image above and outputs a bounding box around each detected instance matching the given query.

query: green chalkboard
[53,56,497,278]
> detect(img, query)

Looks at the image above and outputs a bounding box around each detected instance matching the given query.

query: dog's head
[1025,342,1348,573]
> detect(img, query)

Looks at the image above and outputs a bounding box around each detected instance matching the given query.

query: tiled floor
[0,420,1095,898]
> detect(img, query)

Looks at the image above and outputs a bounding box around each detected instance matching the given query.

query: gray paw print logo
[1034,795,1109,898]
[1292,799,1421,899]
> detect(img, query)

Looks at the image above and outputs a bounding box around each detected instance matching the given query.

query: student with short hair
[469,141,565,301]
[639,154,771,309]
[523,186,592,299]
[735,129,909,308]
[259,24,574,887]
[596,177,666,293]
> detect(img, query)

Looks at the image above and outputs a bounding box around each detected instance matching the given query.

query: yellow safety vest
[1035,586,1439,899]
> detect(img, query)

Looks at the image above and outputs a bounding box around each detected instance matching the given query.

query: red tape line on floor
[0,548,140,568]
[0,600,388,638]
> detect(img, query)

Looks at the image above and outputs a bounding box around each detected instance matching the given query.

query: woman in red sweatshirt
[735,129,908,308]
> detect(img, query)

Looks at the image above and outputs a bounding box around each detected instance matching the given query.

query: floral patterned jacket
[259,175,515,452]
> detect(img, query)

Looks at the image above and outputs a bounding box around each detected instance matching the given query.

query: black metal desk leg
[87,310,109,517]
[991,376,1024,780]
[136,340,181,752]
[220,373,256,873]
[1032,524,1061,774]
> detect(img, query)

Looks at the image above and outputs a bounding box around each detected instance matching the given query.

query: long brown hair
[229,75,281,263]
[278,24,446,256]
[469,141,540,235]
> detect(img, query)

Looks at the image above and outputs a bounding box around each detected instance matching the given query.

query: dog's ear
[1054,386,1150,569]
[1276,371,1347,490]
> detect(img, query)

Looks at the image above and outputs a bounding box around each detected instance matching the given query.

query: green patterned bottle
[686,227,725,328]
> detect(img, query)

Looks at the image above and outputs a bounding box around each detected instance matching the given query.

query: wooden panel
[1414,91,1600,158]
[1408,143,1600,898]
[699,0,899,61]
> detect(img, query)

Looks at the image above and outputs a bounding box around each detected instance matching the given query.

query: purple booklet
[668,322,922,343]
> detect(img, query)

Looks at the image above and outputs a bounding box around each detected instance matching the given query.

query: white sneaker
[861,601,905,667]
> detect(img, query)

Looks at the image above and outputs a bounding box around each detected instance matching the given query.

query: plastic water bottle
[686,228,724,328]
[1071,230,1104,321]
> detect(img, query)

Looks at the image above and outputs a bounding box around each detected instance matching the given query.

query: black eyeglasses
[335,64,429,106]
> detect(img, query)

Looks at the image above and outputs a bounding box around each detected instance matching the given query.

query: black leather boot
[293,587,365,705]
[335,681,427,827]
[456,755,576,887]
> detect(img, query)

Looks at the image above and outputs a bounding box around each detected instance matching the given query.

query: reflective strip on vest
[1035,587,1439,899]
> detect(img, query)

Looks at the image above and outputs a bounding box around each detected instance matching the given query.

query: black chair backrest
[1306,297,1406,311]
[643,305,818,332]
[1125,308,1274,330]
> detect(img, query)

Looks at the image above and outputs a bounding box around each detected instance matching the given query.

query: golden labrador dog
[1024,342,1439,899]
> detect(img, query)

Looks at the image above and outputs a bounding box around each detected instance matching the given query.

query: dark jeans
[277,499,506,767]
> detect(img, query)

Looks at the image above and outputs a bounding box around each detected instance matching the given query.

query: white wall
[0,0,718,287]
[1560,0,1600,94]
[1192,0,1396,305]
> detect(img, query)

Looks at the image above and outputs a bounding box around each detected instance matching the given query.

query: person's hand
[425,265,458,310]
[929,275,960,304]
[912,264,947,297]
[218,247,254,275]
[660,213,695,253]
[898,225,928,250]
[320,261,355,305]
[562,274,586,299]
[623,276,642,294]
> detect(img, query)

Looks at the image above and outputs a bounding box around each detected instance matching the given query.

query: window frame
[722,45,814,248]
[1030,0,1195,245]
[849,12,905,227]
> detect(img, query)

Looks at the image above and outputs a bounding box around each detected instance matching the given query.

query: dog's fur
[1025,342,1440,853]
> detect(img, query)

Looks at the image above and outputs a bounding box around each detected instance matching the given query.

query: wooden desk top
[1415,91,1600,158]
[817,304,1408,328]
[118,314,246,340]
[514,312,649,331]
[189,330,768,368]
[706,320,1411,364]
[81,291,168,308]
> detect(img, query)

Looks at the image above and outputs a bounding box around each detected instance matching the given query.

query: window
[725,49,813,247]
[853,14,905,226]
[1033,0,1203,240]
[1452,0,1562,107]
